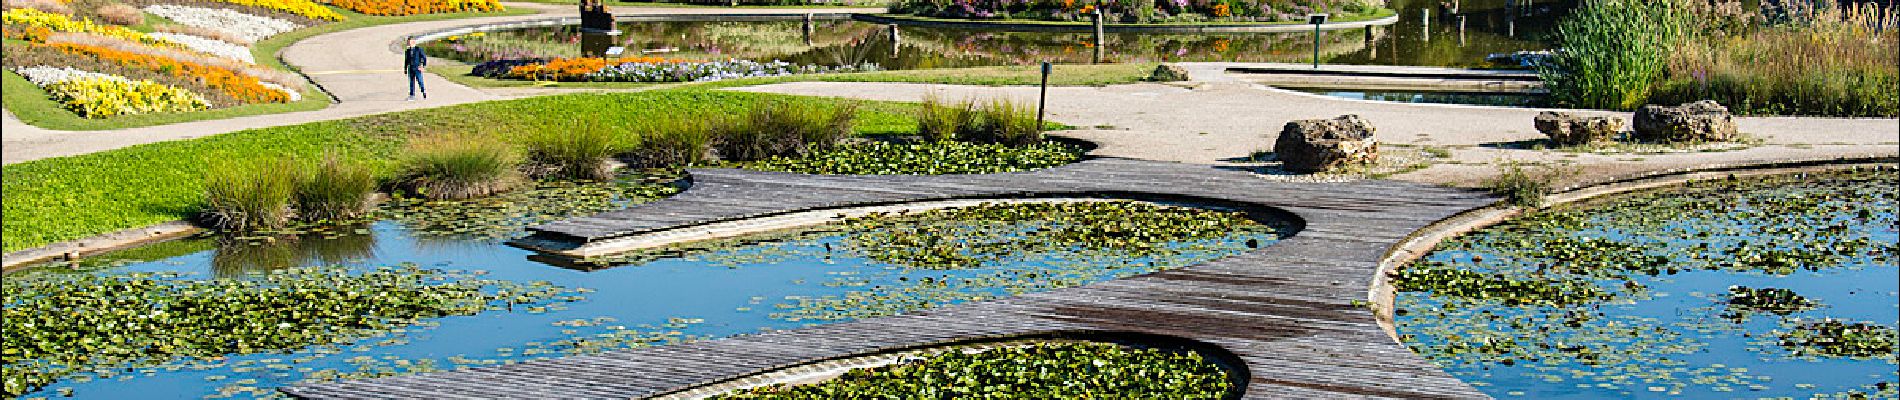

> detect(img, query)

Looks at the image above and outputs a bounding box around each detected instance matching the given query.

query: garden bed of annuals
[473,56,879,83]
[3,0,506,119]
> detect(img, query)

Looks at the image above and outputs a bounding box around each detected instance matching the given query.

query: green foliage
[0,265,575,397]
[202,159,298,231]
[379,178,679,240]
[715,342,1232,399]
[714,100,859,162]
[1650,4,1899,117]
[1484,162,1555,208]
[1777,321,1899,359]
[394,133,522,200]
[1539,0,1688,110]
[294,154,377,221]
[743,141,1083,175]
[1724,286,1818,317]
[525,118,624,181]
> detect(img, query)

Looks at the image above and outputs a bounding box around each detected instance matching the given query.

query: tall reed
[714,101,858,162]
[629,118,715,168]
[1654,2,1898,116]
[1539,0,1689,110]
[394,133,521,200]
[203,160,298,231]
[964,99,1042,146]
[294,154,376,221]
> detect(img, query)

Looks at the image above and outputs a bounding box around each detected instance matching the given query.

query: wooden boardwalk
[284,158,1497,399]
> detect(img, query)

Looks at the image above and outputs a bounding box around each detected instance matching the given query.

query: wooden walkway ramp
[283,158,1497,399]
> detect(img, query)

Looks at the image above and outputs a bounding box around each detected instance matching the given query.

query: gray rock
[1275,115,1380,173]
[1149,64,1191,82]
[1632,100,1740,143]
[1533,111,1624,146]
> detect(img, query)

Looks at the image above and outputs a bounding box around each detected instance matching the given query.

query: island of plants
[715,342,1235,399]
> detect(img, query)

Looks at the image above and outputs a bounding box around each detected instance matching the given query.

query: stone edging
[853,12,1400,33]
[1365,156,1900,342]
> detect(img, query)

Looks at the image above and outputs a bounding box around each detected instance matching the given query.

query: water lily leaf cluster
[836,201,1284,270]
[1394,167,1898,397]
[0,266,576,397]
[377,177,680,240]
[741,141,1084,175]
[714,342,1232,399]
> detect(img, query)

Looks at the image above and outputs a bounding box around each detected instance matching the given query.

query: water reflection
[207,227,377,278]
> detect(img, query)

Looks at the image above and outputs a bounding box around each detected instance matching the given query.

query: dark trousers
[407,70,425,96]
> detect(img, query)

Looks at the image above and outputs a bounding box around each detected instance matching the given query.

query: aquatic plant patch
[715,342,1232,399]
[0,265,577,397]
[378,177,680,240]
[1395,168,1899,398]
[742,140,1083,175]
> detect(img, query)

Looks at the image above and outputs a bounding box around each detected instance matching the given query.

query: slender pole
[1037,62,1050,136]
[1312,21,1321,68]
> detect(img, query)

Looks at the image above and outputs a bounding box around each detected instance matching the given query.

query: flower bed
[40,41,294,103]
[328,0,502,16]
[890,0,1383,23]
[142,4,303,43]
[2,8,176,46]
[483,57,878,83]
[11,66,210,118]
[200,0,343,21]
[149,32,256,63]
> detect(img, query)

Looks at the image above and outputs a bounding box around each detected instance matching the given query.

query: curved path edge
[283,158,1499,399]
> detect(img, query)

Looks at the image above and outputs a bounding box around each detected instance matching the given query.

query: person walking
[404,38,427,100]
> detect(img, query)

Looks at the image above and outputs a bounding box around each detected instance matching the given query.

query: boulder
[1149,64,1191,82]
[1632,100,1740,143]
[1274,115,1380,173]
[1533,111,1624,146]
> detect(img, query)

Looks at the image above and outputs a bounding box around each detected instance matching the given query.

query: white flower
[149,32,255,64]
[259,81,302,101]
[142,4,301,43]
[10,66,116,86]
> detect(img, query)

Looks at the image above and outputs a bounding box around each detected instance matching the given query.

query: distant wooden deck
[283,158,1497,399]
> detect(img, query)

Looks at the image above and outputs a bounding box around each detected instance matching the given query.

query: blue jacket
[404,46,426,72]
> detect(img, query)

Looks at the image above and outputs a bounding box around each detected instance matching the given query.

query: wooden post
[803,13,815,46]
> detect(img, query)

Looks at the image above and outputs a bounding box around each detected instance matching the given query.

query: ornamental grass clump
[525,118,622,181]
[628,118,714,168]
[915,94,973,142]
[1485,162,1554,208]
[394,133,521,200]
[714,101,857,162]
[963,99,1042,146]
[293,154,376,221]
[202,160,298,231]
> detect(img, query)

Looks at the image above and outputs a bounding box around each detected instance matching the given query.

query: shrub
[714,101,857,162]
[916,94,971,142]
[525,118,622,181]
[93,3,142,26]
[395,133,521,200]
[963,99,1042,146]
[294,154,376,221]
[628,118,714,168]
[1485,162,1554,208]
[203,160,297,231]
[1539,0,1688,110]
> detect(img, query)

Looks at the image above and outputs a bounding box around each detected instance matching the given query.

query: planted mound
[715,342,1232,399]
[744,141,1083,175]
[0,266,574,397]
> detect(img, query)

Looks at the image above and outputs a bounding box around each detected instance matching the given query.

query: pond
[423,0,1573,70]
[1394,168,1900,398]
[1286,88,1547,107]
[2,185,1292,399]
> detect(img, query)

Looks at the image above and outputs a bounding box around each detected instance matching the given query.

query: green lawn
[0,6,541,131]
[0,90,918,252]
[433,62,1158,89]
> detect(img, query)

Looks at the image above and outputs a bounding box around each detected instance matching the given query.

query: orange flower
[1212,3,1231,17]
[1079,4,1094,13]
[504,56,689,81]
[43,42,291,104]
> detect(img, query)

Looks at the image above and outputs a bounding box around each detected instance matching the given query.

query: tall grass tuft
[963,99,1043,146]
[1539,0,1688,110]
[293,154,376,221]
[526,118,622,181]
[203,160,298,231]
[1486,162,1555,208]
[916,94,972,142]
[629,118,715,168]
[394,133,521,200]
[714,101,858,162]
[1653,2,1898,116]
